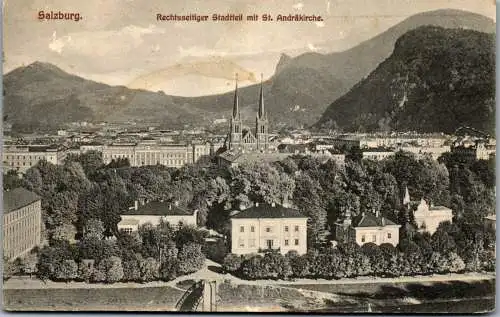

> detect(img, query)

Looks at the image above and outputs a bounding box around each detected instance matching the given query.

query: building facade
[413,199,453,235]
[3,145,67,173]
[101,142,212,168]
[3,188,42,260]
[117,200,198,232]
[230,203,308,255]
[335,211,401,247]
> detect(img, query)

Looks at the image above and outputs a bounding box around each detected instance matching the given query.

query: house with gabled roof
[230,202,308,255]
[334,210,401,247]
[117,200,197,233]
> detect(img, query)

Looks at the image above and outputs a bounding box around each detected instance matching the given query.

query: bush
[222,254,242,273]
[177,243,205,275]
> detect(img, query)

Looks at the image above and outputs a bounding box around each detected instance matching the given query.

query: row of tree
[223,230,494,281]
[34,220,206,283]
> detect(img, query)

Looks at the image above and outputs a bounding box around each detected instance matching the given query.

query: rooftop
[4,188,41,214]
[231,203,306,219]
[122,201,194,216]
[353,212,399,228]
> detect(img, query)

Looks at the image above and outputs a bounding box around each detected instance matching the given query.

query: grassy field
[3,286,184,311]
[3,277,495,312]
[279,278,495,300]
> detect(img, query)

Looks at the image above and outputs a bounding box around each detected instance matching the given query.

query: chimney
[134,200,139,211]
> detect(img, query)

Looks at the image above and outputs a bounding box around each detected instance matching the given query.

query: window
[361,235,366,243]
[284,226,289,232]
[294,225,299,232]
[372,235,376,242]
[249,239,256,247]
[387,232,392,239]
[265,227,271,233]
[240,226,244,233]
[250,226,255,233]
[284,239,289,246]
[294,239,299,246]
[266,239,273,249]
[239,239,245,247]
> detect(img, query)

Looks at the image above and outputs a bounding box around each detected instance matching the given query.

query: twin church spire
[229,73,269,152]
[232,73,265,120]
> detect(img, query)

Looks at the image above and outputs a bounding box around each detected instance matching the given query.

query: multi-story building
[101,141,212,168]
[413,199,453,235]
[3,188,42,260]
[362,149,395,161]
[117,200,198,233]
[3,145,67,173]
[230,203,308,255]
[335,210,401,247]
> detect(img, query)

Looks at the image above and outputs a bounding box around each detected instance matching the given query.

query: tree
[447,252,465,273]
[160,258,179,281]
[122,254,142,282]
[3,257,18,280]
[139,257,160,282]
[78,261,94,282]
[177,243,205,275]
[56,260,78,282]
[98,256,124,283]
[431,230,457,254]
[222,254,243,273]
[84,219,105,240]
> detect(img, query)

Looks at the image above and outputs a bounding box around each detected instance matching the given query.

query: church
[227,74,270,153]
[217,75,279,167]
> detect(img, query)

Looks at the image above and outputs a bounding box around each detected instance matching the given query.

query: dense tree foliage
[5,143,493,283]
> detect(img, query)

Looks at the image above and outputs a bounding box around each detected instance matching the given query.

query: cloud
[48,24,166,57]
[307,43,319,51]
[48,31,65,54]
[128,57,257,90]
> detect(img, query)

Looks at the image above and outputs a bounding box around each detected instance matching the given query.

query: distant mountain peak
[274,53,292,74]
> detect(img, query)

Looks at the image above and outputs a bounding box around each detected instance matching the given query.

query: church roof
[353,212,399,228]
[231,203,306,219]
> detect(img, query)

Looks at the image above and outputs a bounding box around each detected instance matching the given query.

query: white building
[117,201,198,233]
[230,203,308,255]
[335,211,401,247]
[3,145,66,173]
[413,199,453,235]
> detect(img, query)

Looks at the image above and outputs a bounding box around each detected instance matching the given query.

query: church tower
[229,74,242,151]
[255,74,269,151]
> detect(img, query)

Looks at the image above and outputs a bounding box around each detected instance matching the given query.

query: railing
[175,281,204,312]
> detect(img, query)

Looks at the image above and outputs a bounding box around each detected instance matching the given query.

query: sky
[3,0,496,96]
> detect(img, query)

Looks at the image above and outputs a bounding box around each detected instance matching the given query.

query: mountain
[3,62,212,132]
[4,10,495,132]
[264,9,495,125]
[315,26,495,134]
[178,9,494,129]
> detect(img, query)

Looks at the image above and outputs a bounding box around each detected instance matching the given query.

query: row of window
[240,225,300,233]
[360,232,392,243]
[4,155,55,160]
[104,153,187,159]
[5,205,39,223]
[238,238,300,248]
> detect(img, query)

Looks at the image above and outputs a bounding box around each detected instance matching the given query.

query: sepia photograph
[1,0,496,313]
